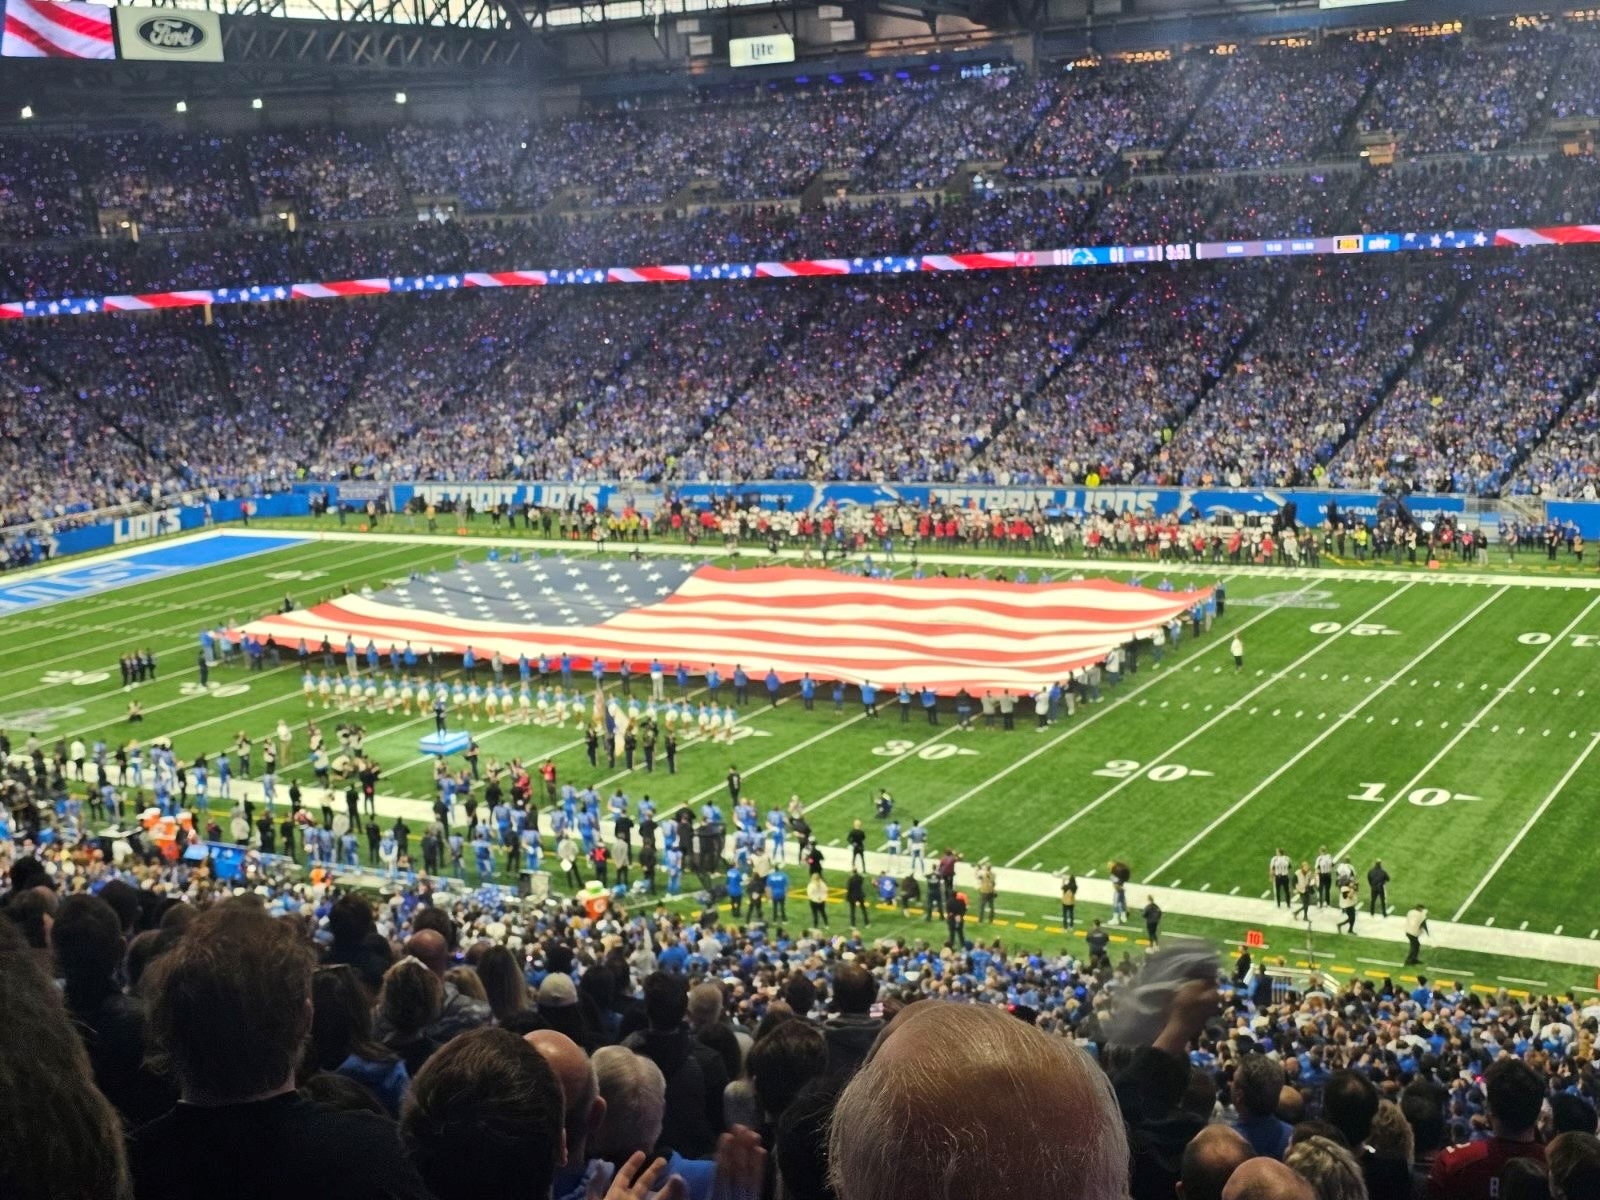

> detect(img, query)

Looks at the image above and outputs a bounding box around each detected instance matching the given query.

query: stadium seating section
[5,21,1600,528]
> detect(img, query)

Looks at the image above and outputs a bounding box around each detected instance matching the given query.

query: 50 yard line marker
[1451,731,1600,922]
[1336,591,1600,864]
[1145,584,1510,884]
[1003,582,1417,868]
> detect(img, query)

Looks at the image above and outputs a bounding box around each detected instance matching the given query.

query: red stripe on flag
[132,291,210,309]
[776,259,849,276]
[3,13,74,55]
[17,0,111,40]
[322,280,391,296]
[1531,225,1600,244]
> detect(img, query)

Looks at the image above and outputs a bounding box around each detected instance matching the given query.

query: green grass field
[8,526,1600,994]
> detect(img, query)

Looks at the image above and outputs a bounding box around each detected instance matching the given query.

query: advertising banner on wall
[115,6,222,61]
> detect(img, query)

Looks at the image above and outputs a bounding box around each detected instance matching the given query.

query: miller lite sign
[728,33,794,68]
[116,6,224,61]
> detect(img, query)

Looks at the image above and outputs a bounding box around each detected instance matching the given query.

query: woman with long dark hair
[305,963,409,1117]
[475,945,531,1024]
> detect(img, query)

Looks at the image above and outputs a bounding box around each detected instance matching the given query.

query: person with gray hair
[826,1002,1128,1200]
[686,982,723,1031]
[1284,1135,1367,1200]
[591,1047,668,1164]
[590,1048,723,1200]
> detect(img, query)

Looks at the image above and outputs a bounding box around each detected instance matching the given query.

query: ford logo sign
[137,16,206,49]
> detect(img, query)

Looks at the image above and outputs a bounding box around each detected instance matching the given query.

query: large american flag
[237,559,1210,693]
[2,0,115,58]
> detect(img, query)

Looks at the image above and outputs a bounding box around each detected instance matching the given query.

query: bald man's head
[1180,1125,1255,1200]
[1221,1158,1315,1200]
[405,930,450,977]
[827,1003,1127,1200]
[525,1030,605,1160]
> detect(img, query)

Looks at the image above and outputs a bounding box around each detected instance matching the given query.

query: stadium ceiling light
[394,91,407,105]
[251,97,263,109]
[20,105,33,119]
[175,100,188,113]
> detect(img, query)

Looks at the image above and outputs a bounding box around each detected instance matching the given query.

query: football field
[7,526,1600,991]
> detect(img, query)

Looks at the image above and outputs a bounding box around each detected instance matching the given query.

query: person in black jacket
[128,902,430,1200]
[846,871,871,926]
[822,964,883,1078]
[54,894,178,1129]
[1367,860,1391,917]
[620,973,728,1159]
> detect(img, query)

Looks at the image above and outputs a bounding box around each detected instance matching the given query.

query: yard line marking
[1147,586,1511,884]
[1497,975,1550,988]
[891,575,1287,841]
[1005,583,1417,868]
[1338,592,1600,864]
[1452,733,1600,921]
[689,712,870,806]
[809,722,952,818]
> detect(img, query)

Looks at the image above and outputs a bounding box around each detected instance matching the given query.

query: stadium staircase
[1333,61,1386,157]
[1148,58,1227,167]
[1316,270,1474,474]
[1501,373,1600,496]
[954,276,1139,469]
[197,325,242,417]
[650,294,825,482]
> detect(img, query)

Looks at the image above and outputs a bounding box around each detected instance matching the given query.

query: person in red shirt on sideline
[1428,1058,1547,1200]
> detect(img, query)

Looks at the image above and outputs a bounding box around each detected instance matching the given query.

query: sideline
[232,526,1600,592]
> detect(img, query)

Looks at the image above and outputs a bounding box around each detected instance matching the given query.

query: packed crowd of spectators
[1518,382,1600,499]
[5,22,1600,523]
[1007,58,1216,181]
[827,276,1112,482]
[1156,262,1458,490]
[978,267,1274,486]
[7,811,1600,1200]
[249,130,409,222]
[0,137,87,241]
[1330,258,1600,494]
[4,235,1600,516]
[1356,31,1557,155]
[1358,156,1566,234]
[851,71,1057,192]
[1172,44,1375,171]
[91,132,258,234]
[388,118,529,213]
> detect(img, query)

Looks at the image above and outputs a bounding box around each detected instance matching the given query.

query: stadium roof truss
[222,11,531,71]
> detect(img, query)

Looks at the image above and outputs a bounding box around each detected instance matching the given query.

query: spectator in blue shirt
[1231,1055,1293,1159]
